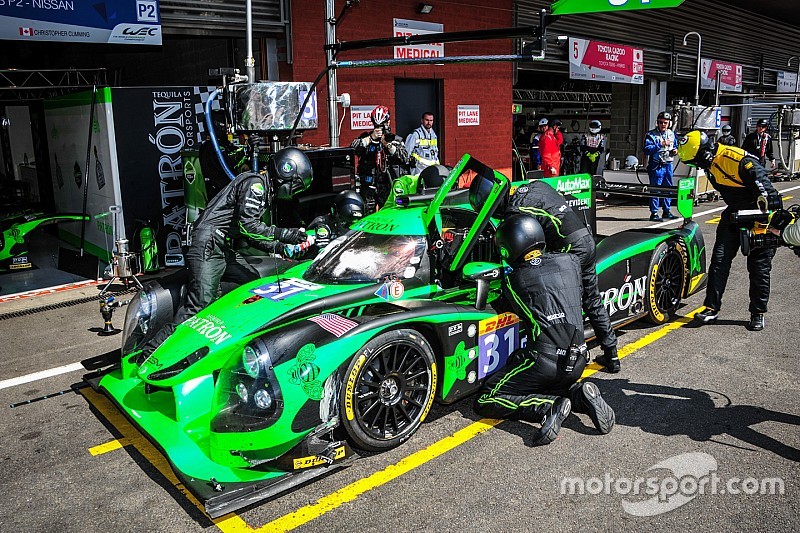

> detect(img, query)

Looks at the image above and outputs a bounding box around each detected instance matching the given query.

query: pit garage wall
[290,0,514,176]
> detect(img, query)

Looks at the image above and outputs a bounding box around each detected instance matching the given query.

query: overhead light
[418,3,433,14]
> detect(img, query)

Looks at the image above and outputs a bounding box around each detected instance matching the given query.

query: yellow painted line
[580,306,704,380]
[81,388,251,532]
[783,196,793,201]
[706,217,721,224]
[89,438,129,456]
[257,419,503,533]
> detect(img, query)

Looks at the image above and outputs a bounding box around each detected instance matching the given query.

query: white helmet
[624,155,639,169]
[588,120,602,134]
[538,118,549,126]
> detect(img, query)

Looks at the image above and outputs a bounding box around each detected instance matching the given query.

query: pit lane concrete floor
[0,186,798,532]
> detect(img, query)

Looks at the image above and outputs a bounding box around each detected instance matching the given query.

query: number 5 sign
[478,313,520,378]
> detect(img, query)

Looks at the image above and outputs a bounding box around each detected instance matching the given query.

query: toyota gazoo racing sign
[0,0,161,45]
[569,38,643,85]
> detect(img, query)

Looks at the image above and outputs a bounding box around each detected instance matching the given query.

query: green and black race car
[90,154,706,517]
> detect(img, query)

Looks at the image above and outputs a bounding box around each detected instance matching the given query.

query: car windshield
[304,231,427,284]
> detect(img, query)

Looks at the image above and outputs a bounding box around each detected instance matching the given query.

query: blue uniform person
[644,111,678,222]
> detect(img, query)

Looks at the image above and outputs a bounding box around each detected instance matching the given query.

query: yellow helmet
[677,130,715,169]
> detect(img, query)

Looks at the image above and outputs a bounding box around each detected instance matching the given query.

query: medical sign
[0,0,161,45]
[569,38,644,85]
[351,105,377,130]
[778,71,799,93]
[393,19,444,59]
[552,0,684,15]
[700,59,743,92]
[457,105,480,126]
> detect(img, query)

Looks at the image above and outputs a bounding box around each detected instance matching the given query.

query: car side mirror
[462,262,502,310]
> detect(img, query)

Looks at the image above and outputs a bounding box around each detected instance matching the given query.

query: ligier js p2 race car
[89,155,706,517]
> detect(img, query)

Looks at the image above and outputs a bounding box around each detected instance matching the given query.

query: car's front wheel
[646,240,687,324]
[340,329,437,451]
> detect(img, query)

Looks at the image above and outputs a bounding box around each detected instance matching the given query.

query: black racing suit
[704,145,780,314]
[717,134,737,147]
[742,131,775,167]
[182,171,304,318]
[507,180,617,351]
[350,130,408,210]
[474,252,588,422]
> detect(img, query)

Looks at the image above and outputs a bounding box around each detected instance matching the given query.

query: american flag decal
[308,313,358,337]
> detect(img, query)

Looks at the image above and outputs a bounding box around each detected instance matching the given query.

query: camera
[733,202,800,256]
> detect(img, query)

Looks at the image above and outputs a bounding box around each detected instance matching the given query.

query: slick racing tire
[341,329,437,452]
[646,240,687,324]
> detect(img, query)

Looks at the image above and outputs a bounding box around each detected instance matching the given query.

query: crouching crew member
[474,214,615,446]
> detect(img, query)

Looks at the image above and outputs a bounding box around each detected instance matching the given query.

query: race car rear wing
[509,173,696,236]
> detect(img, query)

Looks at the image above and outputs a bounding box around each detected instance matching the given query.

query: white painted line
[645,183,800,229]
[0,362,85,391]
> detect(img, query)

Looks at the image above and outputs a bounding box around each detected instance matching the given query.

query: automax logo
[560,452,785,517]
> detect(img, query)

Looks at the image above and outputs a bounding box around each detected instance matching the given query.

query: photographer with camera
[350,105,409,211]
[767,207,800,248]
[677,130,781,331]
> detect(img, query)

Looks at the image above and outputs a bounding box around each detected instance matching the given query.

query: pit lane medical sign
[777,71,799,93]
[700,59,743,92]
[351,105,377,130]
[457,105,480,126]
[0,0,161,45]
[569,38,644,85]
[552,0,684,16]
[393,19,444,60]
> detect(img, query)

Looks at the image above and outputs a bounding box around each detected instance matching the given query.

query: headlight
[211,338,284,433]
[121,289,157,356]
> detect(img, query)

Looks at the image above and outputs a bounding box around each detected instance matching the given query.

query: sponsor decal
[648,264,663,322]
[293,446,346,470]
[143,356,161,369]
[354,218,399,232]
[183,315,233,345]
[251,278,323,300]
[448,323,463,336]
[478,313,520,378]
[419,362,437,422]
[239,294,263,306]
[555,176,591,195]
[546,312,566,321]
[374,280,405,301]
[308,313,358,338]
[11,256,29,264]
[524,249,543,262]
[446,341,470,380]
[345,352,368,421]
[287,343,323,400]
[601,274,647,315]
[250,182,265,195]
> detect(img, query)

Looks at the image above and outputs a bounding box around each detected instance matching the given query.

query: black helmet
[677,130,716,170]
[756,118,769,128]
[269,147,313,200]
[495,214,546,266]
[657,111,672,122]
[418,164,449,191]
[333,190,364,226]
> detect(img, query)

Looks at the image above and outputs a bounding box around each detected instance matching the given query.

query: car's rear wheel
[646,240,687,324]
[340,329,437,451]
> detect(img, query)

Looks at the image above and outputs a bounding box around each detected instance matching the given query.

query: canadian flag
[19,27,34,37]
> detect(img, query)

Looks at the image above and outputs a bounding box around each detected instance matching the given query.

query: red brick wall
[290,0,513,176]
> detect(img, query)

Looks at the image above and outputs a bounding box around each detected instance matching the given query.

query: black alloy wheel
[340,329,436,451]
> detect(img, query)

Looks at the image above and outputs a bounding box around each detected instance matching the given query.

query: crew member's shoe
[578,382,615,435]
[663,211,678,220]
[746,313,765,331]
[649,213,663,222]
[531,398,571,446]
[695,307,719,324]
[595,346,621,373]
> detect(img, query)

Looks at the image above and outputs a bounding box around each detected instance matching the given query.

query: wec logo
[122,27,159,36]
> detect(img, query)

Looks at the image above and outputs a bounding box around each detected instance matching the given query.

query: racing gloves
[278,227,308,244]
